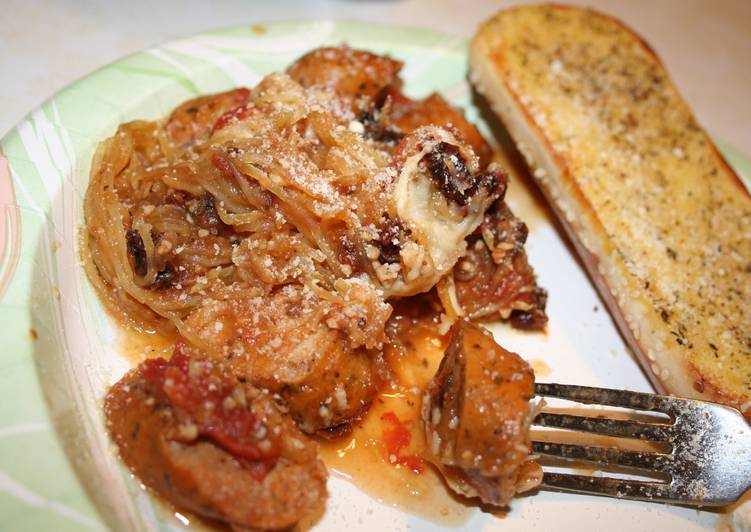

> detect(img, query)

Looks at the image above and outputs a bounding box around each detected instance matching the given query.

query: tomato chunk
[380,411,424,474]
[141,345,281,462]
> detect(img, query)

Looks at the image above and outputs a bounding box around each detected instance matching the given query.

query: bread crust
[470,4,751,417]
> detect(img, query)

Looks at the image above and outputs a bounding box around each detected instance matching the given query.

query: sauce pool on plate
[319,306,475,525]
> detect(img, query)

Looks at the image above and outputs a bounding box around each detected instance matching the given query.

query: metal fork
[532,383,751,506]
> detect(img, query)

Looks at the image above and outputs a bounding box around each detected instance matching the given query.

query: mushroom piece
[384,126,507,297]
[421,320,542,506]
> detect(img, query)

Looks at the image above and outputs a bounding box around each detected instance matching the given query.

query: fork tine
[534,412,671,441]
[535,383,674,413]
[541,472,674,502]
[532,441,672,471]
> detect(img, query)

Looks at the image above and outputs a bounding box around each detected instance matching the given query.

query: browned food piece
[183,283,386,435]
[105,346,327,530]
[453,201,548,329]
[390,92,493,168]
[386,126,507,297]
[471,5,751,413]
[287,46,492,168]
[165,87,250,146]
[287,46,403,113]
[422,320,541,506]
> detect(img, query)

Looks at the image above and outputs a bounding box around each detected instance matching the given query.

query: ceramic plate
[1,20,750,532]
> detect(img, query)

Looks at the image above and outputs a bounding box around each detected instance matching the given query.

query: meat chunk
[165,88,250,147]
[105,345,327,530]
[452,201,548,329]
[421,320,542,506]
[287,46,403,114]
[390,92,493,168]
[183,283,386,434]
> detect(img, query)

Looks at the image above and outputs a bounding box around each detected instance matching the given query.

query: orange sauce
[714,514,734,532]
[117,327,179,365]
[530,358,552,377]
[318,308,473,526]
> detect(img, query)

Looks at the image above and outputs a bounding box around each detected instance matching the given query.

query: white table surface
[1,0,750,156]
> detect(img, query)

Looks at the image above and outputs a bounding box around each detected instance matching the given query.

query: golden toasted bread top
[473,5,751,404]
